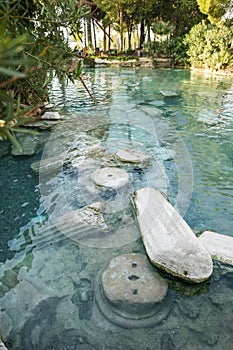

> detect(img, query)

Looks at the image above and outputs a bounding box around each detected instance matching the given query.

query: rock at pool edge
[133,188,213,283]
[198,230,233,265]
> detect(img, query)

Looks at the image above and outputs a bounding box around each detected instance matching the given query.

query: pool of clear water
[0,68,233,349]
[49,68,233,235]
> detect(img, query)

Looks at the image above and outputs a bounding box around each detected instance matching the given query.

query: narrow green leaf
[0,59,26,66]
[0,67,26,78]
[0,130,8,140]
[5,130,23,153]
[0,89,13,102]
[11,127,39,136]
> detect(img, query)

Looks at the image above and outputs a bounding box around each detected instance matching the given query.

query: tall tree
[95,0,142,50]
[158,0,206,36]
[95,0,205,50]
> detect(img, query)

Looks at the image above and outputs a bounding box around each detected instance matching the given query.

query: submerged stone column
[95,254,171,328]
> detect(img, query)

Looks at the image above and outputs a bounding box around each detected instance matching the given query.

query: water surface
[0,68,233,350]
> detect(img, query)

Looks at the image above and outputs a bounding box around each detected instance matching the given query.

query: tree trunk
[86,17,92,47]
[127,23,133,50]
[84,19,87,48]
[128,30,132,50]
[108,25,111,50]
[139,20,145,48]
[147,23,151,43]
[93,19,97,51]
[103,26,107,52]
[119,4,123,51]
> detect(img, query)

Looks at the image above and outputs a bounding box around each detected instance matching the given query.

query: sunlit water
[0,68,233,350]
[49,68,233,235]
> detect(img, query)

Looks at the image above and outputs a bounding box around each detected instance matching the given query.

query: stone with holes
[101,253,168,318]
[133,188,213,283]
[91,167,130,189]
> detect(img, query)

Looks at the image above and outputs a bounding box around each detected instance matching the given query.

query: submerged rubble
[2,102,233,350]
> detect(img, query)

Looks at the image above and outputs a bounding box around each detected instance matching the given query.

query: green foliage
[125,49,135,55]
[156,0,206,36]
[143,40,171,57]
[151,21,174,40]
[143,37,188,65]
[97,55,139,61]
[197,0,232,24]
[94,0,161,49]
[0,33,38,152]
[184,21,233,69]
[0,0,87,151]
[170,37,189,65]
[143,21,175,58]
[94,0,206,51]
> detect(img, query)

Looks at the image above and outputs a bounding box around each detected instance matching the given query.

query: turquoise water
[0,68,233,349]
[49,68,233,235]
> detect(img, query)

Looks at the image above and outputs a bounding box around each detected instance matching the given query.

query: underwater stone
[101,254,168,317]
[160,90,179,98]
[115,149,150,166]
[86,202,104,213]
[133,188,213,283]
[25,112,62,130]
[198,231,233,265]
[31,155,64,174]
[0,312,12,341]
[56,202,107,229]
[0,141,10,157]
[40,111,62,120]
[91,167,130,189]
[54,202,108,245]
[11,134,38,156]
[26,120,60,129]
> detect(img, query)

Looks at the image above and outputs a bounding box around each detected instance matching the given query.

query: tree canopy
[93,0,205,50]
[197,0,232,24]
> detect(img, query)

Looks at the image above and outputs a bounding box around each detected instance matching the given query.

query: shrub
[184,21,233,70]
[0,0,86,151]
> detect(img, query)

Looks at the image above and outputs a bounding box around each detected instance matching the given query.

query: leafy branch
[0,0,93,152]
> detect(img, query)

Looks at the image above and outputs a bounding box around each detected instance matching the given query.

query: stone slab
[91,167,130,189]
[133,188,213,283]
[25,120,59,129]
[95,253,171,328]
[40,112,62,120]
[160,90,179,97]
[102,254,168,309]
[198,231,233,265]
[115,149,150,165]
